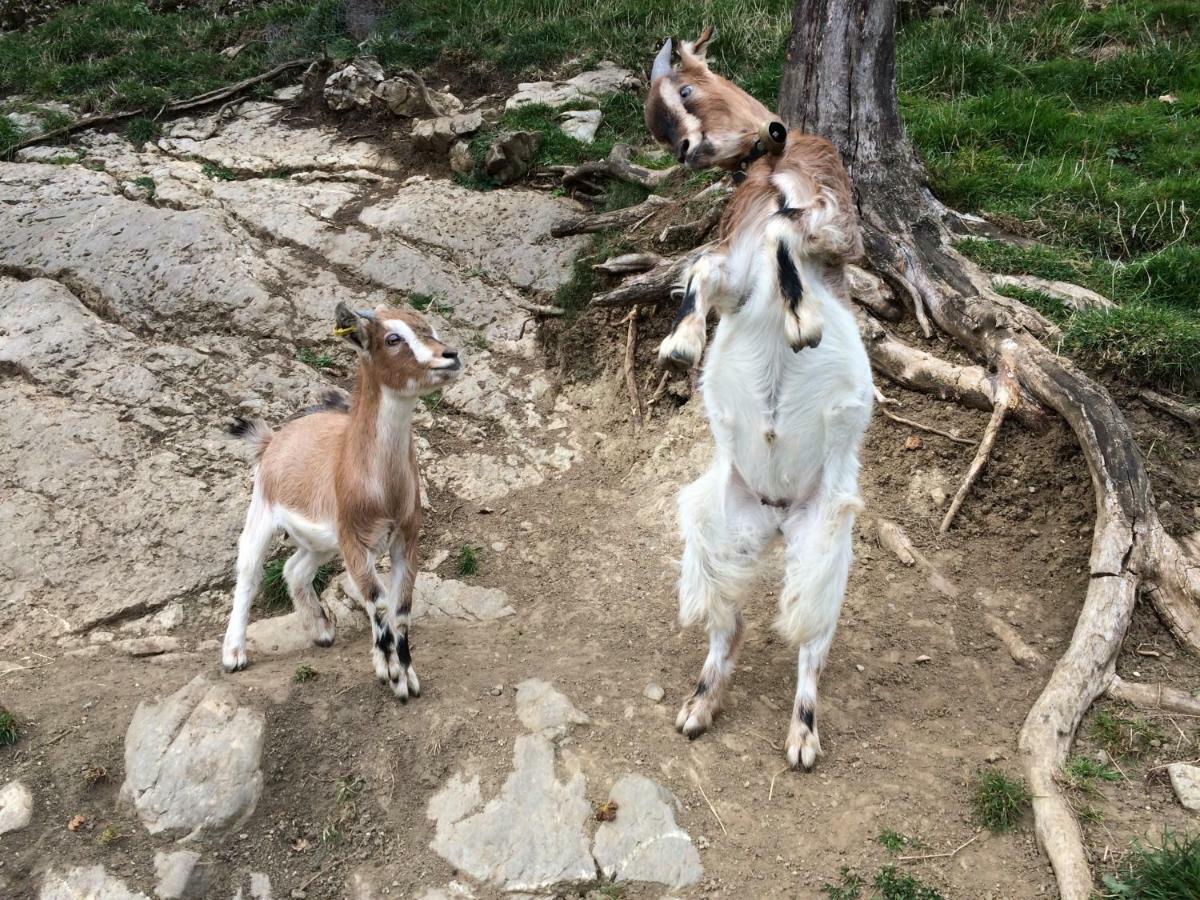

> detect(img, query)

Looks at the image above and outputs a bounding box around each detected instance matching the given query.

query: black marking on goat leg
[394,631,412,668]
[799,706,815,732]
[775,244,803,314]
[693,679,710,697]
[373,610,393,653]
[670,277,698,328]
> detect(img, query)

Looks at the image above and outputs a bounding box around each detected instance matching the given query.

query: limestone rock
[483,131,541,185]
[412,111,483,153]
[413,573,516,622]
[154,849,202,899]
[117,636,181,657]
[0,780,32,834]
[449,140,474,176]
[1168,763,1200,812]
[643,683,665,703]
[506,62,639,111]
[121,675,264,837]
[376,77,462,118]
[559,109,601,144]
[515,679,590,737]
[593,775,702,888]
[324,58,385,111]
[428,735,596,890]
[40,866,150,900]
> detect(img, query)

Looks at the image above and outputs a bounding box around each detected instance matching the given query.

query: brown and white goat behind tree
[222,303,462,701]
[645,29,874,769]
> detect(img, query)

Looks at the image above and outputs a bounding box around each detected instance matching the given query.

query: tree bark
[778,2,1200,897]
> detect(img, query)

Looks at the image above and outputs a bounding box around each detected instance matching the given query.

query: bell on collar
[758,120,788,153]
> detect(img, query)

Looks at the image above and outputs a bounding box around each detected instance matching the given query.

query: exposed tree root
[1107,675,1200,716]
[860,217,1200,900]
[986,614,1046,668]
[593,253,664,276]
[6,58,316,156]
[1138,389,1200,429]
[990,274,1114,311]
[940,341,1018,532]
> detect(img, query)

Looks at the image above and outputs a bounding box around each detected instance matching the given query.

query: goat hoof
[406,666,421,697]
[391,677,410,703]
[785,724,821,771]
[221,646,248,673]
[313,635,335,648]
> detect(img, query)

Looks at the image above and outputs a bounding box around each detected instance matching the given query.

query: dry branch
[557,143,680,195]
[940,340,1018,532]
[878,408,974,445]
[593,253,664,275]
[551,194,671,238]
[986,614,1046,668]
[591,252,701,307]
[515,302,563,317]
[7,58,315,155]
[623,307,644,428]
[1138,389,1200,429]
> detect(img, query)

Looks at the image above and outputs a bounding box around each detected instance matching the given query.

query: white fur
[669,210,873,769]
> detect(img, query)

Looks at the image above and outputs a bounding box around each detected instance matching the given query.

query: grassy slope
[1,0,1196,387]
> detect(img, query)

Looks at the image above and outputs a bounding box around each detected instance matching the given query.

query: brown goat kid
[222,303,462,701]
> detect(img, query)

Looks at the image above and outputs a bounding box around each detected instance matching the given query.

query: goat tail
[227,416,273,459]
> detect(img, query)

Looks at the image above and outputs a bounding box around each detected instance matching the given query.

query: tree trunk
[777,2,1200,897]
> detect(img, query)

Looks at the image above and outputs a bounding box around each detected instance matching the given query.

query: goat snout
[438,348,461,370]
[677,139,690,164]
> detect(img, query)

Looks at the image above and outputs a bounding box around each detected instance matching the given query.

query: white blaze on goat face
[649,29,874,774]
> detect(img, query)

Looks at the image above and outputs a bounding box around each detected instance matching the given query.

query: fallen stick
[647,369,671,407]
[940,340,1018,533]
[691,773,728,836]
[515,302,564,317]
[551,194,671,238]
[7,58,315,155]
[624,306,644,429]
[878,407,974,445]
[898,831,981,863]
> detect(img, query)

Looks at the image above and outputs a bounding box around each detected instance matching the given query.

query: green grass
[297,347,335,369]
[133,175,157,199]
[456,544,479,577]
[0,707,19,747]
[901,1,1200,392]
[1103,831,1200,898]
[878,829,909,853]
[822,865,945,900]
[971,768,1030,833]
[261,556,337,612]
[1063,755,1122,793]
[124,116,160,148]
[408,292,453,318]
[201,160,237,181]
[1091,709,1165,759]
[293,664,318,683]
[421,389,443,412]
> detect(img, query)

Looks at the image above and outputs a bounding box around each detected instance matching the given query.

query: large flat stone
[1168,763,1200,812]
[428,735,596,890]
[40,866,150,900]
[515,679,590,738]
[122,676,264,837]
[592,775,703,888]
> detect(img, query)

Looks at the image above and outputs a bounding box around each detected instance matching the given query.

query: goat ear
[680,25,714,67]
[333,302,373,351]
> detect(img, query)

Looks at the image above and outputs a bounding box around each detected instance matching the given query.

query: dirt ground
[4,324,1198,898]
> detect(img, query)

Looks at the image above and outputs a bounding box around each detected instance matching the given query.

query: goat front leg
[386,526,421,701]
[675,466,776,738]
[776,399,868,768]
[658,254,724,372]
[341,539,397,691]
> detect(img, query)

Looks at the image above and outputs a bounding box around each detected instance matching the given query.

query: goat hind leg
[675,470,773,738]
[222,486,277,672]
[285,548,337,647]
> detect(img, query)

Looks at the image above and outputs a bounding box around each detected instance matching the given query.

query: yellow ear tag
[332,325,357,337]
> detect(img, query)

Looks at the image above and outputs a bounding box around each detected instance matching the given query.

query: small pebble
[489,684,503,696]
[855,664,865,672]
[643,683,665,703]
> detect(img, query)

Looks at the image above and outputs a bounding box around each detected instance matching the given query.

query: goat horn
[651,37,673,82]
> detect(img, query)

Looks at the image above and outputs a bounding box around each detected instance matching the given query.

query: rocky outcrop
[505,62,639,111]
[483,131,541,185]
[323,57,385,111]
[593,775,703,887]
[0,780,32,834]
[122,676,264,837]
[40,866,150,900]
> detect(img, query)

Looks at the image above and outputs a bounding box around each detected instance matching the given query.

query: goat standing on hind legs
[646,28,874,769]
[222,302,463,701]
